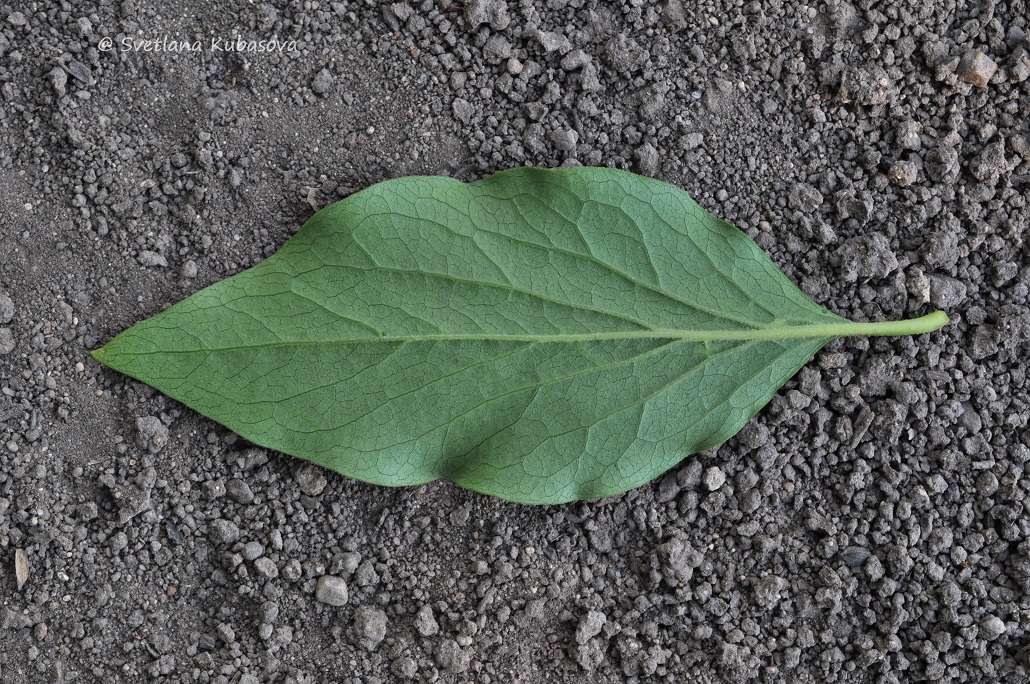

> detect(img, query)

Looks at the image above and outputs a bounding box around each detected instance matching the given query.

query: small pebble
[753,575,786,608]
[216,623,235,644]
[528,28,571,55]
[980,616,1006,639]
[634,142,660,176]
[354,561,379,587]
[888,160,918,186]
[48,67,68,98]
[312,68,335,95]
[737,422,769,449]
[550,128,579,151]
[957,50,997,87]
[293,465,327,496]
[575,610,606,644]
[0,291,13,323]
[1009,47,1030,82]
[452,98,474,124]
[315,575,349,606]
[928,275,968,309]
[260,602,279,623]
[136,416,169,453]
[925,146,960,183]
[0,328,15,355]
[560,49,591,71]
[335,551,361,577]
[353,606,387,649]
[108,531,127,552]
[204,480,226,499]
[681,132,704,149]
[435,639,470,674]
[703,466,726,491]
[415,605,439,636]
[842,547,871,568]
[226,479,255,504]
[208,519,240,545]
[242,541,264,561]
[838,232,899,282]
[254,558,279,579]
[64,59,93,85]
[482,35,511,63]
[138,250,167,268]
[464,0,510,31]
[894,120,922,150]
[391,657,417,678]
[282,559,302,582]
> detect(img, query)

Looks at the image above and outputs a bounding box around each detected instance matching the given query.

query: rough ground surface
[0,0,1028,682]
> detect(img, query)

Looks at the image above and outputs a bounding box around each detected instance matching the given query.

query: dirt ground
[1,0,1029,682]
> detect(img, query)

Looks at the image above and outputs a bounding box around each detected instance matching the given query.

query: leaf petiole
[827,310,949,338]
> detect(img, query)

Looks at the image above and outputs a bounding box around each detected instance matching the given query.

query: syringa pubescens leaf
[93,167,947,503]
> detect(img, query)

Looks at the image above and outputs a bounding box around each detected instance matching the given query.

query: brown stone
[957,50,997,87]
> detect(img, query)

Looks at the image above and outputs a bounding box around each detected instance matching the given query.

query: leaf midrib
[102,321,857,358]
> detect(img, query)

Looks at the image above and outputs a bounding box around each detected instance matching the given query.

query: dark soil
[1,0,1029,682]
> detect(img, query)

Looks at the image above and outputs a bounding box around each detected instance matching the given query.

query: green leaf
[93,167,948,504]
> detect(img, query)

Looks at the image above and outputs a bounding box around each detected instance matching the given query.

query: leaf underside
[95,167,847,504]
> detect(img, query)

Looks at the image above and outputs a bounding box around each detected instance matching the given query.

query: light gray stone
[353,606,387,649]
[575,610,606,644]
[315,575,349,606]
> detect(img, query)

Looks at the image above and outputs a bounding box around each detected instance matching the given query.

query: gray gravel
[1,0,1029,682]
